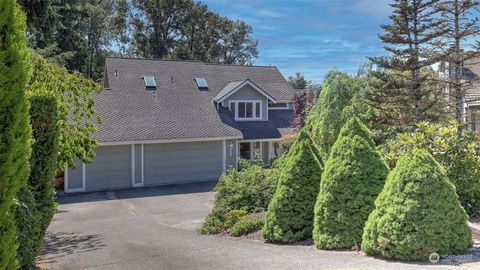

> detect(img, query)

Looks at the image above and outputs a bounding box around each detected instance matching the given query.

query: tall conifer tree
[368,0,448,132]
[0,0,32,268]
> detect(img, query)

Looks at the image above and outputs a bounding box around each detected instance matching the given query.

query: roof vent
[143,76,157,90]
[195,77,208,90]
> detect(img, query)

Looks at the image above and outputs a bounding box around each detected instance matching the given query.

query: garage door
[144,141,222,185]
[85,145,131,191]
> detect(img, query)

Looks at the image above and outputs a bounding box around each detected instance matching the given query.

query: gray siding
[144,141,222,185]
[67,158,83,190]
[134,144,142,184]
[222,85,268,121]
[85,145,131,191]
[226,139,237,170]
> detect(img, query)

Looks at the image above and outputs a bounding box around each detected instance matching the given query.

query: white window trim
[229,100,262,121]
[268,102,290,110]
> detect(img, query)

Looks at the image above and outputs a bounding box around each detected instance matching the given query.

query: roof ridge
[106,56,277,68]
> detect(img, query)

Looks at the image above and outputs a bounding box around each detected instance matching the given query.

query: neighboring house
[441,58,480,130]
[65,57,296,193]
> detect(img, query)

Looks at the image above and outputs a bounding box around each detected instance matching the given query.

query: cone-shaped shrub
[0,1,32,269]
[263,129,323,243]
[313,117,389,249]
[362,149,471,260]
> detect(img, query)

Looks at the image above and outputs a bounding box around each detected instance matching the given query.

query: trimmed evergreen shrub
[313,117,389,249]
[383,121,480,217]
[198,160,279,234]
[224,209,248,229]
[304,71,355,158]
[15,94,59,268]
[362,149,472,260]
[14,187,41,269]
[230,214,265,237]
[263,130,323,243]
[0,1,32,269]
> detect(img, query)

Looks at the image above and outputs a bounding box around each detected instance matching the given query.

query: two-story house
[64,57,296,193]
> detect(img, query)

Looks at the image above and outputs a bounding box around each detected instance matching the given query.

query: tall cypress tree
[0,0,32,268]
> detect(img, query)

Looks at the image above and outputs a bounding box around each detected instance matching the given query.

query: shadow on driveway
[57,181,217,204]
[38,232,105,265]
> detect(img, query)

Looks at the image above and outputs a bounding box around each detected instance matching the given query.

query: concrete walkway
[38,182,480,270]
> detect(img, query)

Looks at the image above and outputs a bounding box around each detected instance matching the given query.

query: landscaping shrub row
[262,117,471,260]
[200,116,473,261]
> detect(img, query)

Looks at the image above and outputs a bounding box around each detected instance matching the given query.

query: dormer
[213,79,276,121]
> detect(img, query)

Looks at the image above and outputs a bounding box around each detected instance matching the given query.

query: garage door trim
[65,162,86,193]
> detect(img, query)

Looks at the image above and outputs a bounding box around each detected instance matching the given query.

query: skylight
[143,76,157,90]
[195,77,208,90]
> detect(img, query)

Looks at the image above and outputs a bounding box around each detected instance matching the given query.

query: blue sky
[203,0,393,82]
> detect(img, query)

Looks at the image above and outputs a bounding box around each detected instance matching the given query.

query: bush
[263,130,323,243]
[224,210,248,229]
[15,94,59,268]
[230,214,265,237]
[0,1,32,269]
[304,71,355,158]
[198,160,279,234]
[14,188,41,270]
[313,117,389,249]
[362,149,472,260]
[383,121,480,217]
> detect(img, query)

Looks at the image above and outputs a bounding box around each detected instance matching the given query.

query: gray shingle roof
[93,57,295,143]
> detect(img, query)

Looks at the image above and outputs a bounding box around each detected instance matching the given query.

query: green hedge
[362,149,471,260]
[313,117,389,249]
[198,160,279,234]
[14,188,41,269]
[15,94,59,268]
[263,130,323,243]
[0,1,32,269]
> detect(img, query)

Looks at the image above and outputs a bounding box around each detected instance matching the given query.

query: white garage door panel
[85,145,131,191]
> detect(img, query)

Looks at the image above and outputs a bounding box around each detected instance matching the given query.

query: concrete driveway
[38,182,480,270]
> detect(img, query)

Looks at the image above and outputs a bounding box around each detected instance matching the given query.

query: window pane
[238,102,246,118]
[255,102,261,118]
[246,102,253,118]
[240,142,251,160]
[252,142,262,160]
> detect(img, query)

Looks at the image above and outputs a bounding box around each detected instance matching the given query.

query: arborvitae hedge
[304,71,354,158]
[362,149,472,260]
[0,1,32,269]
[313,117,388,249]
[16,94,59,268]
[263,130,323,243]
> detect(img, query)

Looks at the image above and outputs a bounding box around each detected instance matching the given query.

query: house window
[230,101,262,120]
[239,142,262,161]
[268,102,289,109]
[240,142,251,160]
